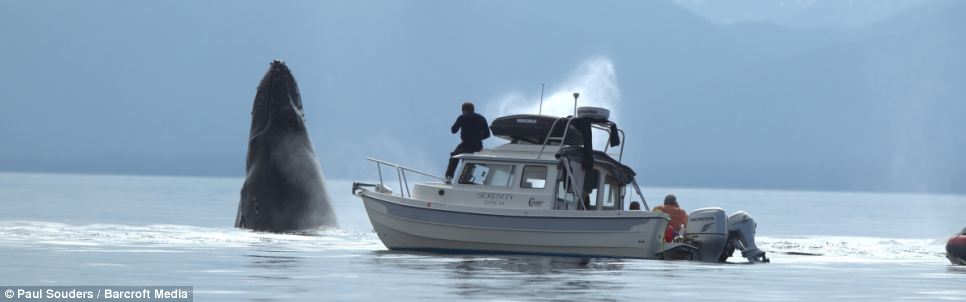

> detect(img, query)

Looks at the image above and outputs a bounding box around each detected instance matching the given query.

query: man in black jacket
[445,102,490,183]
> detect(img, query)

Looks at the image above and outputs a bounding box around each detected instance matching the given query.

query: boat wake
[756,236,948,263]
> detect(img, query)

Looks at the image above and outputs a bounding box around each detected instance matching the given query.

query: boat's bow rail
[352,157,443,199]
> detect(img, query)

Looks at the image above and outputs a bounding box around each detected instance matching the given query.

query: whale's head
[246,60,314,167]
[249,60,307,141]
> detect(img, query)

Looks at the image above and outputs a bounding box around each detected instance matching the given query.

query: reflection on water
[242,247,312,302]
[368,251,634,301]
[447,256,628,301]
[364,249,768,301]
[449,256,624,275]
[245,253,302,279]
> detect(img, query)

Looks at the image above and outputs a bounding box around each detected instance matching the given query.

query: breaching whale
[235,60,337,232]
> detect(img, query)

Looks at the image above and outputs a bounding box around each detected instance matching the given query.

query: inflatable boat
[948,227,966,265]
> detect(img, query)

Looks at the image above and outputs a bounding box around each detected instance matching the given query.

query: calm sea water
[0,172,963,301]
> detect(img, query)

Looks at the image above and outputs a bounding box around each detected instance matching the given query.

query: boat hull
[360,191,669,258]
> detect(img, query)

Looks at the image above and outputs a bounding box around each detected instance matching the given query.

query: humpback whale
[235,60,337,232]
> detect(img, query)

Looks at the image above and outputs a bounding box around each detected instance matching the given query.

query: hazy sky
[672,0,933,27]
[1,0,962,194]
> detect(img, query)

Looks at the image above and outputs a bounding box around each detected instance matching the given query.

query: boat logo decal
[528,198,544,207]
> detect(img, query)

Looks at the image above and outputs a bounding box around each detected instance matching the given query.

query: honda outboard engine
[683,208,728,262]
[724,211,769,263]
[683,208,770,263]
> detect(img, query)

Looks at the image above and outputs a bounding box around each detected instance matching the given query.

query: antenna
[538,84,545,115]
[572,92,580,116]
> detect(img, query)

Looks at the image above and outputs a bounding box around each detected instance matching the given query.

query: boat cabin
[412,107,647,212]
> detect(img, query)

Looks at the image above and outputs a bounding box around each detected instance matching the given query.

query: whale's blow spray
[490,57,621,122]
[487,57,622,148]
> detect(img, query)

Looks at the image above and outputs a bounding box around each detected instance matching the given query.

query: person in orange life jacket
[653,194,688,237]
[444,102,491,184]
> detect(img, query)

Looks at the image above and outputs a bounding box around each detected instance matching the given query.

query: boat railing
[354,157,443,198]
[536,117,570,159]
[536,116,643,211]
[559,158,588,210]
[536,117,626,162]
[596,124,626,162]
[630,179,651,211]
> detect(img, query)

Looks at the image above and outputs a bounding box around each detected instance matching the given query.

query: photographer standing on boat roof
[444,101,491,184]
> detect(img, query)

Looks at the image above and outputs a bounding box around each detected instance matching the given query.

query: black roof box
[490,115,584,145]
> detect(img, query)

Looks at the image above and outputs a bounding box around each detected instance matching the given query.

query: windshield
[459,162,514,186]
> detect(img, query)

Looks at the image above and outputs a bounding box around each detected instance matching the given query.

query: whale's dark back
[235,60,337,232]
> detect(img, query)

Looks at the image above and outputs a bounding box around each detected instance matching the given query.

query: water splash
[0,221,381,252]
[756,236,948,263]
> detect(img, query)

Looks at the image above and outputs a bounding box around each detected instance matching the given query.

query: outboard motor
[724,211,769,263]
[683,208,728,262]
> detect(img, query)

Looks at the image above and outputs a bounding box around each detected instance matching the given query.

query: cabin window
[520,165,548,189]
[587,188,599,210]
[554,168,577,210]
[584,169,600,210]
[555,177,576,210]
[459,162,514,187]
[601,176,620,210]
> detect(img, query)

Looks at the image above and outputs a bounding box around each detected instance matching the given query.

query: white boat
[353,106,768,262]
